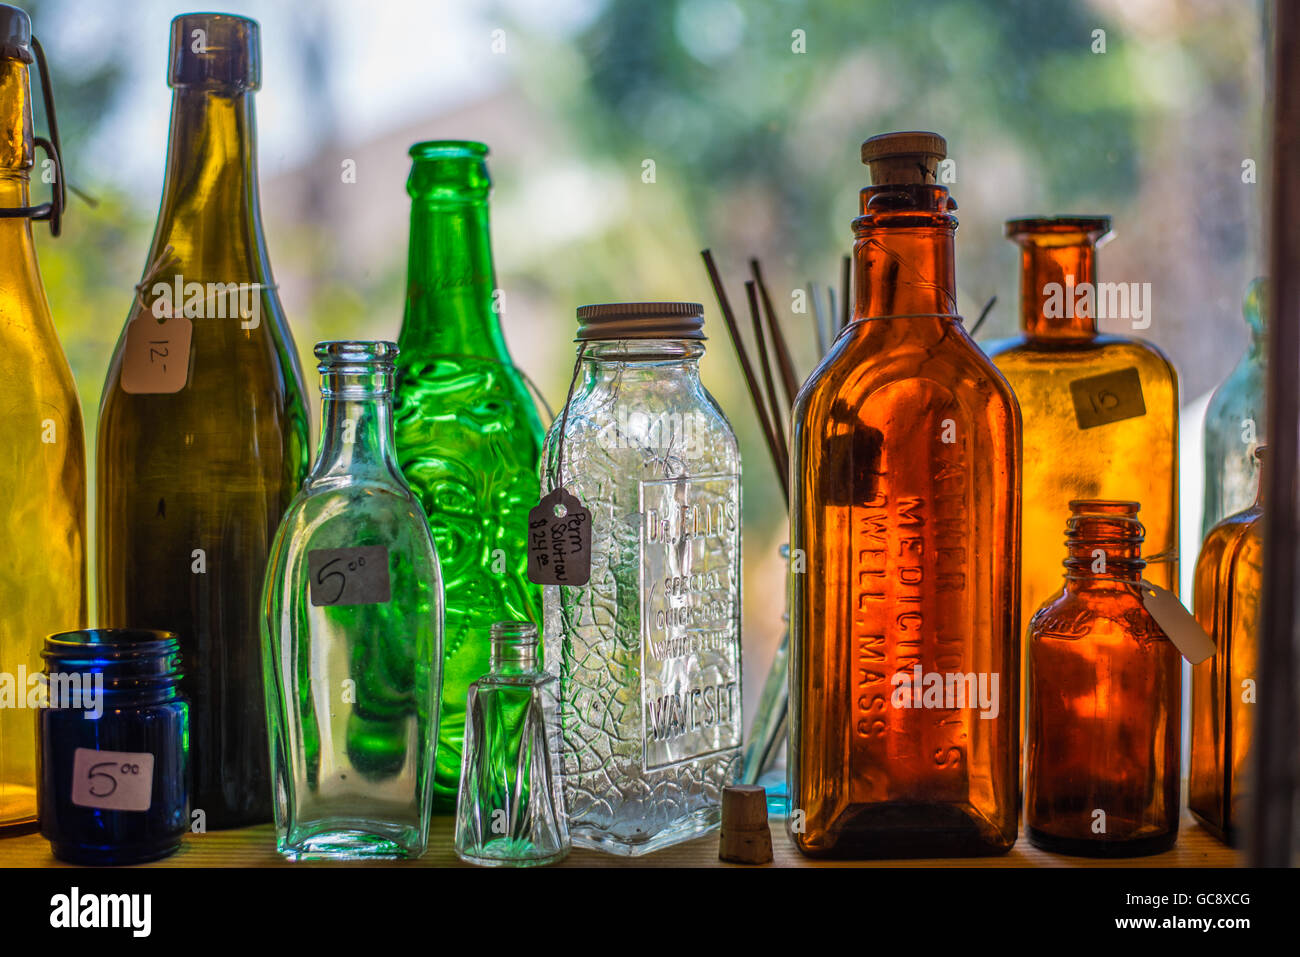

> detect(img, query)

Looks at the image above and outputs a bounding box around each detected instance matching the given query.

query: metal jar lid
[575,301,706,341]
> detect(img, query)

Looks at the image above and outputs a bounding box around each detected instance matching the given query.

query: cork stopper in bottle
[719,784,774,864]
[861,131,948,185]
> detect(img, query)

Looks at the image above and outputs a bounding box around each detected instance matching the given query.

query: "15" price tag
[71,748,155,812]
[308,545,391,606]
[120,316,193,394]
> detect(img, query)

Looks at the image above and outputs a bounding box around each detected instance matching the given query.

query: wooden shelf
[0,809,1240,868]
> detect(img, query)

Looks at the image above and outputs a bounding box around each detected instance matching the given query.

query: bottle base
[278,825,424,861]
[571,804,720,857]
[792,801,1016,859]
[1187,807,1238,847]
[49,839,183,866]
[1027,825,1177,858]
[456,838,569,867]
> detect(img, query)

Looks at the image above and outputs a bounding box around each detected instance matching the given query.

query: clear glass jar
[455,621,568,866]
[542,302,743,856]
[260,341,443,860]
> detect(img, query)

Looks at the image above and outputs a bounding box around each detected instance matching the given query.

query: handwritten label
[1069,366,1146,430]
[1138,579,1217,664]
[71,748,155,812]
[308,545,391,606]
[527,487,591,586]
[120,317,193,394]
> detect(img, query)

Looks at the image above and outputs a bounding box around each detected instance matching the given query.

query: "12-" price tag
[71,748,155,812]
[527,487,592,586]
[308,545,391,606]
[120,316,193,394]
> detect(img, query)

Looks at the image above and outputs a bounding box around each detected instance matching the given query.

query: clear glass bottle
[789,132,1020,858]
[455,621,568,866]
[0,4,86,832]
[1201,279,1266,538]
[987,218,1180,706]
[543,302,743,856]
[261,341,443,861]
[1025,501,1181,857]
[1190,447,1264,845]
[393,141,544,811]
[96,13,309,829]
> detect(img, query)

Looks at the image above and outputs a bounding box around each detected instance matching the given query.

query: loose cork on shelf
[719,784,774,864]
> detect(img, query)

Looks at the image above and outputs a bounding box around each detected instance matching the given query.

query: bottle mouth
[169,13,261,90]
[490,621,539,668]
[42,629,184,691]
[408,141,491,202]
[316,341,397,396]
[1006,216,1112,246]
[315,340,398,367]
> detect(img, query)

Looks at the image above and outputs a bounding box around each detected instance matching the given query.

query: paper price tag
[308,545,391,606]
[527,487,592,586]
[71,748,155,812]
[1138,579,1217,664]
[120,316,193,394]
[1069,366,1146,430]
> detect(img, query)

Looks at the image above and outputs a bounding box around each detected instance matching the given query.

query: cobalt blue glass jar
[37,629,189,864]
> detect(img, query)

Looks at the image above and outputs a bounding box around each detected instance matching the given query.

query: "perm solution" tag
[527,487,592,586]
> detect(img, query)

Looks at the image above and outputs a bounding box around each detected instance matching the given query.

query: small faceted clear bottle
[1025,501,1181,857]
[1190,448,1264,845]
[543,302,743,856]
[0,4,86,832]
[261,342,443,860]
[1201,279,1266,538]
[455,621,568,867]
[988,218,1180,678]
[789,132,1020,858]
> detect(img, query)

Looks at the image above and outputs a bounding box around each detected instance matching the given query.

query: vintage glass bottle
[788,131,1021,858]
[1189,448,1263,845]
[543,302,743,856]
[1201,279,1266,538]
[394,141,543,810]
[0,4,86,833]
[96,14,309,829]
[455,621,568,866]
[1025,501,1181,856]
[261,341,442,860]
[988,218,1179,688]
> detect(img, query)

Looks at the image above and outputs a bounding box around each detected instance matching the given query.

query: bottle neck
[0,58,37,258]
[852,184,958,319]
[1062,506,1145,589]
[399,197,505,359]
[312,370,402,483]
[1018,241,1099,340]
[579,339,705,388]
[489,622,540,676]
[147,84,267,278]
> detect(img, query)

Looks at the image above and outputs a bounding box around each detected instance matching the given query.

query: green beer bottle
[394,141,543,810]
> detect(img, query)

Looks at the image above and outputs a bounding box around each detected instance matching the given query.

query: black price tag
[1069,366,1146,430]
[308,545,391,606]
[527,487,592,586]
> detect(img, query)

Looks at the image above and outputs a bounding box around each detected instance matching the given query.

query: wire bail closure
[0,36,66,236]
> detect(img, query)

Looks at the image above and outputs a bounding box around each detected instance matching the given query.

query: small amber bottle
[988,219,1179,700]
[1025,501,1181,856]
[789,132,1021,858]
[1189,448,1264,845]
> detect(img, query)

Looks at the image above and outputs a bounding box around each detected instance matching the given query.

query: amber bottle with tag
[988,219,1179,687]
[1189,448,1264,845]
[788,132,1021,858]
[96,14,309,829]
[1025,501,1181,856]
[0,3,84,832]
